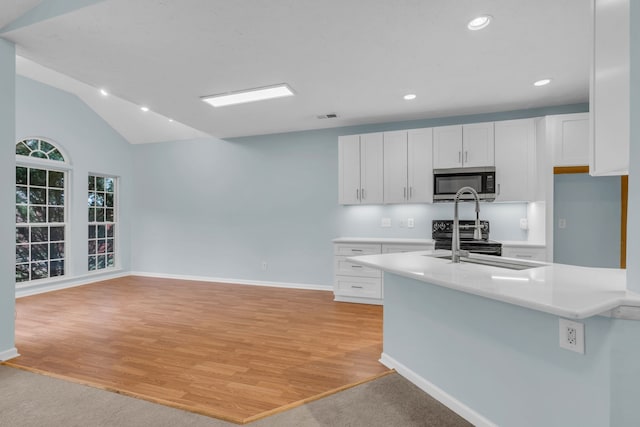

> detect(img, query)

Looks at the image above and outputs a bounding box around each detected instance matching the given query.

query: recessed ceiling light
[201,83,295,108]
[467,15,492,31]
[140,106,149,112]
[404,94,417,100]
[534,79,552,87]
[99,89,108,96]
[168,118,174,122]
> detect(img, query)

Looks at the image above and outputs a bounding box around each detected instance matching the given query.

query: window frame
[15,137,72,286]
[87,173,119,272]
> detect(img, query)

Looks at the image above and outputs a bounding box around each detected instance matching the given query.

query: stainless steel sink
[425,253,544,270]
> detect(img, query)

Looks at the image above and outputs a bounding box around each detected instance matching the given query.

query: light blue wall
[0,40,16,357]
[383,272,640,427]
[553,173,620,267]
[14,76,134,294]
[627,0,640,293]
[131,105,587,286]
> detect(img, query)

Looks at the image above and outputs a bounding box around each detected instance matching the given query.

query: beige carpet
[0,365,472,426]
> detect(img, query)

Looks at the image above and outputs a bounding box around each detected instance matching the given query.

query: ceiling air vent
[317,113,338,119]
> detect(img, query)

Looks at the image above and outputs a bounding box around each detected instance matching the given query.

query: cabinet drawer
[334,256,382,278]
[382,243,433,254]
[502,247,546,262]
[334,243,381,256]
[334,276,382,299]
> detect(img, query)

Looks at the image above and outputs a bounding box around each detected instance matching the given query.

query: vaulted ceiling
[1,0,590,143]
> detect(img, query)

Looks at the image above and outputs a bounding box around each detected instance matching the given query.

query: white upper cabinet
[338,135,361,204]
[589,0,630,176]
[494,118,536,202]
[383,128,433,203]
[463,122,495,167]
[360,133,384,204]
[383,131,408,204]
[433,125,463,169]
[338,133,383,204]
[551,113,589,167]
[433,122,494,169]
[407,128,434,203]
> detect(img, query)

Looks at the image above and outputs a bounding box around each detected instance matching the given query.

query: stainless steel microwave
[433,166,496,202]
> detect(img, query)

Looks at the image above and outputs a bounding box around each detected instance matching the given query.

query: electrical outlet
[519,218,528,230]
[559,318,585,354]
[381,218,391,228]
[407,218,414,228]
[558,218,567,229]
[261,261,268,271]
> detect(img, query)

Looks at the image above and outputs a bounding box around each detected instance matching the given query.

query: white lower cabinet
[333,241,433,305]
[502,246,547,262]
[334,276,382,300]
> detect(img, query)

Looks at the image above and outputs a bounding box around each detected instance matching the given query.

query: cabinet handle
[351,285,364,289]
[351,249,363,252]
[458,151,461,163]
[356,189,360,200]
[497,183,501,195]
[410,187,413,198]
[516,254,533,259]
[404,187,407,199]
[465,151,468,163]
[351,265,363,268]
[361,188,366,200]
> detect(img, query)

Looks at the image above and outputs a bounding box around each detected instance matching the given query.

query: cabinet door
[383,131,408,204]
[590,0,629,176]
[552,113,589,166]
[338,135,361,204]
[494,119,535,202]
[360,133,384,204]
[433,125,463,169]
[462,122,494,167]
[335,256,383,278]
[407,128,433,203]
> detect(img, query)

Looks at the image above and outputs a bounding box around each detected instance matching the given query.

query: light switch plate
[407,218,414,228]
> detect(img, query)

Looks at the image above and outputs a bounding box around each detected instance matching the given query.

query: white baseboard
[0,347,20,362]
[130,271,332,292]
[380,352,497,427]
[16,270,129,298]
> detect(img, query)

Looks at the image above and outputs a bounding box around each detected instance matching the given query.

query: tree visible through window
[15,139,67,283]
[88,174,116,271]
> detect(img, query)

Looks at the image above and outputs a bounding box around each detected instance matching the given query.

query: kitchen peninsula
[349,251,640,427]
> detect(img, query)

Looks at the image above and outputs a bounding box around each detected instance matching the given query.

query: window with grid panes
[88,175,116,271]
[15,139,67,283]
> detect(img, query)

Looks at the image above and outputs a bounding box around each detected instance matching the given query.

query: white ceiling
[1,0,591,142]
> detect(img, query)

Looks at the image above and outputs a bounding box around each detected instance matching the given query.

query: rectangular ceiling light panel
[201,84,295,107]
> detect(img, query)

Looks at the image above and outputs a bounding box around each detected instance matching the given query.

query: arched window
[15,138,69,283]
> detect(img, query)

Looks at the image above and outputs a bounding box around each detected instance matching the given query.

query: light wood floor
[6,277,390,424]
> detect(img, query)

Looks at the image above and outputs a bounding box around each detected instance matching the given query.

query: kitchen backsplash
[337,202,529,241]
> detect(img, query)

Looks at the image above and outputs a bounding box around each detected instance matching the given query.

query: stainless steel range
[432,220,502,256]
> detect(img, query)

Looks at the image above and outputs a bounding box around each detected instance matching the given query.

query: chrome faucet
[452,186,482,263]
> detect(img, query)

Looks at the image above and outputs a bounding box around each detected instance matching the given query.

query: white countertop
[333,237,434,244]
[348,250,640,319]
[333,237,543,247]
